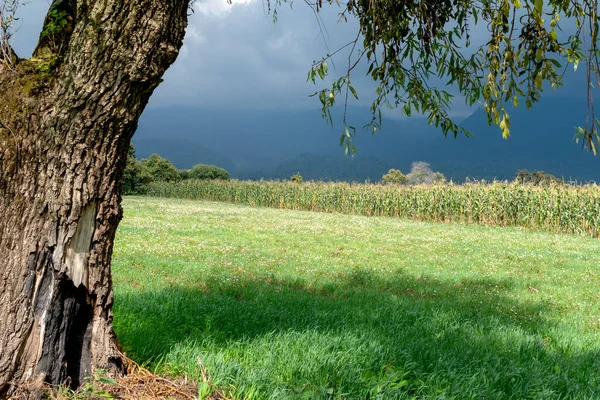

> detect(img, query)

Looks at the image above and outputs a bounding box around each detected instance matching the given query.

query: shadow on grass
[114,268,600,398]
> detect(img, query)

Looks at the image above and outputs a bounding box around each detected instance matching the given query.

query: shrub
[179,169,191,180]
[291,172,303,183]
[141,154,181,183]
[183,163,230,180]
[382,169,407,185]
[121,145,154,195]
[514,169,564,186]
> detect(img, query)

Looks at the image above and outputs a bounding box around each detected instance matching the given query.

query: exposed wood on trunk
[0,0,190,396]
[64,202,97,288]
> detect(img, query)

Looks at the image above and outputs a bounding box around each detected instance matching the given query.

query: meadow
[147,180,600,238]
[112,196,600,399]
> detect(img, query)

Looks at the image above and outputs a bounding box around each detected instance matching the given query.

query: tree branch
[0,40,16,69]
[32,0,77,59]
[0,0,21,71]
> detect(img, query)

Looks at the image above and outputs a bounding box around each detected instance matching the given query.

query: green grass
[112,197,600,399]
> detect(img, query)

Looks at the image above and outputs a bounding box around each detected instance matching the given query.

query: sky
[8,0,598,180]
[10,1,590,116]
[12,0,372,111]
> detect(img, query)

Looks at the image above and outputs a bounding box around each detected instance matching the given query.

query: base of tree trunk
[6,355,204,400]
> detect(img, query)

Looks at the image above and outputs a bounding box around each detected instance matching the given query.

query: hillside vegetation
[113,197,600,399]
[146,180,600,238]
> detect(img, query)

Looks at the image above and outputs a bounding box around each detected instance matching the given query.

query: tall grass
[147,180,600,238]
[113,198,600,399]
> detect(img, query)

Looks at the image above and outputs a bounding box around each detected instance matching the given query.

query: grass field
[112,197,600,399]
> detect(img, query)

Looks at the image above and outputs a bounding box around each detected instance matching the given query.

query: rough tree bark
[0,0,189,396]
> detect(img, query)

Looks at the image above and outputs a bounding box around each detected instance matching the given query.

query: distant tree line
[289,161,448,185]
[122,146,566,195]
[379,164,565,186]
[122,145,230,195]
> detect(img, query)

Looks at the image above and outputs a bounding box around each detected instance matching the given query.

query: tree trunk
[0,0,189,396]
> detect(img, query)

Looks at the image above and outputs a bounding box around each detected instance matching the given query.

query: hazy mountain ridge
[133,96,599,183]
[236,154,394,182]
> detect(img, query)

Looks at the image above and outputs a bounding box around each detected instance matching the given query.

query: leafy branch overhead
[273,0,600,155]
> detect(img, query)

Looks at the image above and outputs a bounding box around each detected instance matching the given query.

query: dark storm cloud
[149,0,365,110]
[12,0,363,110]
[9,1,586,115]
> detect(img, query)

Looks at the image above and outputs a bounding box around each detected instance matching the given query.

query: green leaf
[499,114,510,138]
[535,71,543,90]
[98,377,117,385]
[534,0,543,15]
[548,58,561,68]
[367,62,374,74]
[349,85,359,99]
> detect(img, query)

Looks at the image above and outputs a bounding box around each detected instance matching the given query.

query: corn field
[147,180,600,238]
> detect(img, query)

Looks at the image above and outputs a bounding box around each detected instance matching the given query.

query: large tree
[0,0,598,396]
[0,0,189,396]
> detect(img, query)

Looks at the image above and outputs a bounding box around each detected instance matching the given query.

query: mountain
[417,99,599,182]
[238,154,393,182]
[133,95,599,182]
